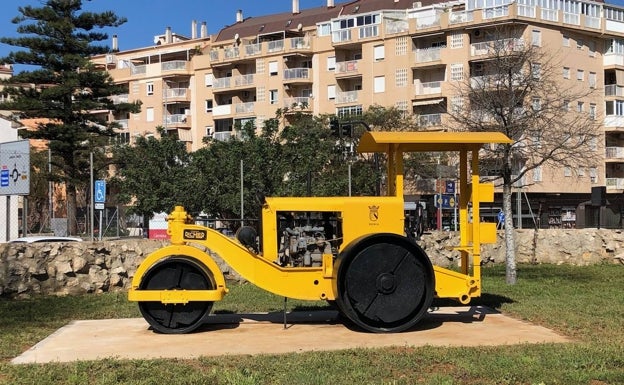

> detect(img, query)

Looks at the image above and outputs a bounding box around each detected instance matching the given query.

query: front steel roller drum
[138,257,214,334]
[335,234,434,333]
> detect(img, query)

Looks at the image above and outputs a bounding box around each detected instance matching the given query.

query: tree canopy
[0,0,140,235]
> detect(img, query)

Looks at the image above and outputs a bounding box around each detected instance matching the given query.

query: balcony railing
[284,68,310,80]
[606,147,624,159]
[213,131,237,142]
[563,12,579,25]
[163,88,187,99]
[585,16,600,29]
[213,104,232,117]
[235,102,254,114]
[209,50,219,61]
[161,60,187,71]
[416,14,441,29]
[471,38,524,56]
[163,114,188,125]
[110,94,129,104]
[213,77,231,89]
[418,113,442,127]
[224,47,240,60]
[449,11,474,24]
[604,53,624,67]
[606,178,624,190]
[289,37,310,50]
[234,74,254,87]
[605,85,624,97]
[267,40,284,53]
[414,81,442,95]
[131,65,146,75]
[359,25,379,39]
[335,60,359,75]
[483,5,509,19]
[541,8,558,21]
[114,119,129,129]
[517,4,536,18]
[415,47,443,63]
[284,97,311,109]
[335,90,359,104]
[245,43,261,56]
[605,115,624,127]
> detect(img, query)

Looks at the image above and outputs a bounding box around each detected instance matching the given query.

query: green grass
[1,264,624,385]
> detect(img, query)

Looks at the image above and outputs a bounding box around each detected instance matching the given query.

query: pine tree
[0,0,140,235]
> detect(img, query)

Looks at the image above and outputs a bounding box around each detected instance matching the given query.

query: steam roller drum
[138,257,214,334]
[335,234,434,332]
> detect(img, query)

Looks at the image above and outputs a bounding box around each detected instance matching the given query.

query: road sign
[434,194,456,209]
[95,180,106,204]
[0,140,30,196]
[445,180,455,194]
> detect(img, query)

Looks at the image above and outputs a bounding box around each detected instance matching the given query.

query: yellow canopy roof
[357,131,514,153]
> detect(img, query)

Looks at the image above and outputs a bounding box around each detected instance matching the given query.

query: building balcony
[605,53,624,67]
[283,97,311,112]
[414,81,442,96]
[161,60,189,74]
[233,74,255,89]
[606,177,624,191]
[471,38,524,57]
[418,113,442,127]
[244,43,261,57]
[212,131,239,142]
[131,65,147,76]
[605,84,624,97]
[414,46,445,65]
[213,77,231,90]
[448,10,474,24]
[213,104,232,117]
[235,102,255,115]
[163,114,190,127]
[110,94,129,104]
[288,37,311,52]
[332,25,379,45]
[284,68,310,84]
[605,115,624,128]
[606,146,624,160]
[114,119,129,129]
[163,88,188,101]
[335,90,359,104]
[267,40,284,53]
[335,60,361,78]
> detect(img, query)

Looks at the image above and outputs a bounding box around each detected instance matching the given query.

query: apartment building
[91,0,624,228]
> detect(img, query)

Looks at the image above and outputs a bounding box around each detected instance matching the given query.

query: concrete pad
[11,306,570,364]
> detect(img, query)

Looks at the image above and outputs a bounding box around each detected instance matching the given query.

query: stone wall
[1,228,623,299]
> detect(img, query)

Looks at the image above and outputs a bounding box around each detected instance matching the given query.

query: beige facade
[91,0,624,225]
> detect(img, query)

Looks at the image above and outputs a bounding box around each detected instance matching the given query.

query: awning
[177,128,193,142]
[412,98,444,107]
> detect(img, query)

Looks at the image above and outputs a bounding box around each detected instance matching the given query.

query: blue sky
[0,0,328,73]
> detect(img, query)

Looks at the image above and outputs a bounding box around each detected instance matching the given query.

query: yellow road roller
[129,131,512,333]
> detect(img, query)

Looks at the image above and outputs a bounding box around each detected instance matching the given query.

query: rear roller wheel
[138,257,214,334]
[335,234,434,332]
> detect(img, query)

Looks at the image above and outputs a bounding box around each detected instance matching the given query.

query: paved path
[12,306,570,364]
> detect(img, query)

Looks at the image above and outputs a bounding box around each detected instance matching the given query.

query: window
[578,167,585,176]
[450,32,463,49]
[395,36,408,56]
[337,105,363,116]
[269,61,278,76]
[577,101,584,112]
[327,56,336,71]
[374,76,385,93]
[577,39,583,50]
[374,45,385,61]
[533,166,542,182]
[562,35,570,47]
[450,63,464,81]
[532,30,541,46]
[589,167,598,183]
[563,99,570,111]
[532,97,541,111]
[269,89,278,104]
[589,103,596,120]
[353,52,362,60]
[531,63,541,79]
[564,167,572,177]
[577,69,584,81]
[588,40,596,57]
[328,84,336,100]
[205,73,213,87]
[146,107,154,122]
[563,67,570,79]
[606,100,624,116]
[317,22,331,36]
[205,126,214,137]
[451,95,463,113]
[589,72,596,88]
[146,82,154,96]
[205,99,213,113]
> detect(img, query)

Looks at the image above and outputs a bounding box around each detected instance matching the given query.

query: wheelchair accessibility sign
[95,180,106,209]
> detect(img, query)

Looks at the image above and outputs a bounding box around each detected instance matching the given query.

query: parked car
[8,236,83,243]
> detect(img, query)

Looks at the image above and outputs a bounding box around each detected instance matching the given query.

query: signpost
[0,140,30,241]
[94,180,105,240]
